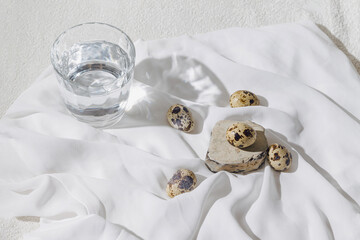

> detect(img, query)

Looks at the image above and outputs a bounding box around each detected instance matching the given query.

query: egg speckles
[226,122,257,148]
[230,90,260,108]
[267,144,292,171]
[167,104,194,132]
[166,169,197,198]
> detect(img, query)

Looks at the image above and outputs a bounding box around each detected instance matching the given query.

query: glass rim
[50,22,136,79]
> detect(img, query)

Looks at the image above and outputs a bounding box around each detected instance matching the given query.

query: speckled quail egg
[167,104,194,132]
[267,144,292,171]
[226,122,257,148]
[230,90,260,108]
[166,169,197,198]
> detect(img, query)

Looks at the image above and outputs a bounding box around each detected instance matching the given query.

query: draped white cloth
[1,21,360,239]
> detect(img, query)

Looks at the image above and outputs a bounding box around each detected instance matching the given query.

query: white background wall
[0,0,360,238]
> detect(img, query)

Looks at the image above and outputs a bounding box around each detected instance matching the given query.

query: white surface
[1,0,360,119]
[1,1,360,239]
[1,21,360,239]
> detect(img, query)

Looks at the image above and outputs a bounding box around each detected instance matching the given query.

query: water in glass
[57,41,132,127]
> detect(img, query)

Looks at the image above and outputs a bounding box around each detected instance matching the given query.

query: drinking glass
[51,22,135,128]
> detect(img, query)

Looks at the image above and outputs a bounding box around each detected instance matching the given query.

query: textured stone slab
[205,120,268,173]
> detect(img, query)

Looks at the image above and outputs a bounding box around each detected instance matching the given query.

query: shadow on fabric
[134,55,230,107]
[114,81,209,134]
[269,129,360,213]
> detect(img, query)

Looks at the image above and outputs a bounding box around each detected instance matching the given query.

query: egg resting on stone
[267,144,292,171]
[230,90,260,107]
[166,169,197,198]
[226,122,257,148]
[167,104,194,132]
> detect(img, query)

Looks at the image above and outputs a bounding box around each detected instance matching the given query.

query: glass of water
[51,22,135,128]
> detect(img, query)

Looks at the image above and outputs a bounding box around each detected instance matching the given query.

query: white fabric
[1,21,360,239]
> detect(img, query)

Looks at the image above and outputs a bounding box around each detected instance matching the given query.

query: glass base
[69,109,125,128]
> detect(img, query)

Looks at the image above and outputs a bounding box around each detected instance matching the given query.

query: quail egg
[167,104,194,132]
[230,90,260,107]
[166,169,197,198]
[226,122,257,148]
[267,144,292,171]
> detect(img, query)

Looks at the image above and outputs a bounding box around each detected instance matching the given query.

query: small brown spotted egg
[230,90,260,108]
[166,169,197,198]
[267,144,292,171]
[226,122,257,148]
[167,104,194,132]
